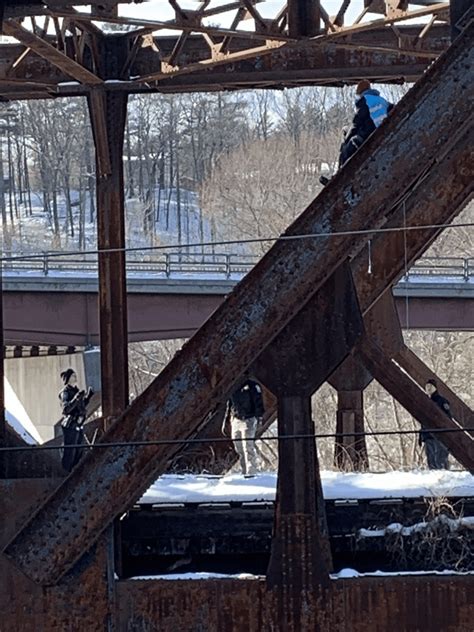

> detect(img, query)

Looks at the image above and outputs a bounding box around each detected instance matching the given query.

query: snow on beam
[3,23,473,586]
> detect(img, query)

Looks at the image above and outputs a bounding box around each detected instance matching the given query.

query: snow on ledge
[130,572,260,581]
[140,470,474,505]
[127,569,474,582]
[332,569,474,579]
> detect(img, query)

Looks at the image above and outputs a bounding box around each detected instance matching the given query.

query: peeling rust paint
[115,577,474,632]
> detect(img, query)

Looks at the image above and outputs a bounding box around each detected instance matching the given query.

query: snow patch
[4,378,41,444]
[140,470,474,505]
[129,572,260,581]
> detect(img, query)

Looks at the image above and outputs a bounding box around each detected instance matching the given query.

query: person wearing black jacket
[59,368,93,472]
[320,79,393,185]
[419,379,451,470]
[222,378,264,475]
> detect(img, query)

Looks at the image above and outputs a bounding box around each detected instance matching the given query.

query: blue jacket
[346,89,393,144]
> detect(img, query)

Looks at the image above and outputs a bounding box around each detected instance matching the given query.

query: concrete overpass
[2,255,473,344]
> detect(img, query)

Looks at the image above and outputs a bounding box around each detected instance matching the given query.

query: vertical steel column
[267,394,332,590]
[334,390,367,470]
[254,264,364,599]
[89,89,129,418]
[329,354,372,471]
[287,0,321,37]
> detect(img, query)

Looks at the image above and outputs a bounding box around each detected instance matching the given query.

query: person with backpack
[320,79,394,185]
[222,378,264,476]
[419,379,451,470]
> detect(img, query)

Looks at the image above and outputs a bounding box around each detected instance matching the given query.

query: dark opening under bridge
[2,255,473,345]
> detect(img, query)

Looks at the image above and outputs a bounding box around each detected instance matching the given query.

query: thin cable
[403,200,410,330]
[1,426,473,454]
[1,221,473,263]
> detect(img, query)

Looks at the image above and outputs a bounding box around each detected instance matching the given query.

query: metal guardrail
[1,253,473,281]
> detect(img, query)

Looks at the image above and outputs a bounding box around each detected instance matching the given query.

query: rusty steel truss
[4,16,474,581]
[0,2,473,630]
[0,0,462,99]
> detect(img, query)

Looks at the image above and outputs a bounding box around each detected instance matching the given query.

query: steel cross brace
[172,86,474,474]
[3,24,473,586]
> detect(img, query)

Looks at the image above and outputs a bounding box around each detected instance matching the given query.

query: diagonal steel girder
[3,23,473,586]
[186,123,473,473]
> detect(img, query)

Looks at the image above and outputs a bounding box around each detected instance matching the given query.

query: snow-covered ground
[140,470,474,505]
[2,188,216,256]
[4,378,41,444]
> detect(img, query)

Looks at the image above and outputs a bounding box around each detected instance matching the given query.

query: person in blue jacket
[320,80,394,185]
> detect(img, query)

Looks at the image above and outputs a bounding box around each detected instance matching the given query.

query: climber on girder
[320,80,394,186]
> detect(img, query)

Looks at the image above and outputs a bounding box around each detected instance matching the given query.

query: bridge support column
[251,264,364,626]
[329,354,372,471]
[88,80,129,417]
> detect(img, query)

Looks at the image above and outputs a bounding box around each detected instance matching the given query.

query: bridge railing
[402,256,473,282]
[1,253,473,281]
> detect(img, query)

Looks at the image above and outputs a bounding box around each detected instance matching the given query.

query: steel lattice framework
[0,0,462,99]
[0,3,473,630]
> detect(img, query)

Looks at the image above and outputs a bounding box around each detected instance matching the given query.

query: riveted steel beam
[3,24,473,586]
[190,83,473,476]
[395,345,474,435]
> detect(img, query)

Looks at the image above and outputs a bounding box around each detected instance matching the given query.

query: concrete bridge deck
[2,255,473,344]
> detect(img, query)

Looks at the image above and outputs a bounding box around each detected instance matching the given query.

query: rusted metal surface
[89,84,129,418]
[2,19,103,86]
[2,430,65,479]
[173,79,473,475]
[116,576,474,631]
[0,26,449,99]
[255,266,364,592]
[358,336,474,471]
[259,265,359,595]
[266,397,333,590]
[334,390,368,471]
[329,355,372,470]
[3,26,473,586]
[0,480,112,632]
[351,144,474,314]
[395,345,474,435]
[364,291,405,358]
